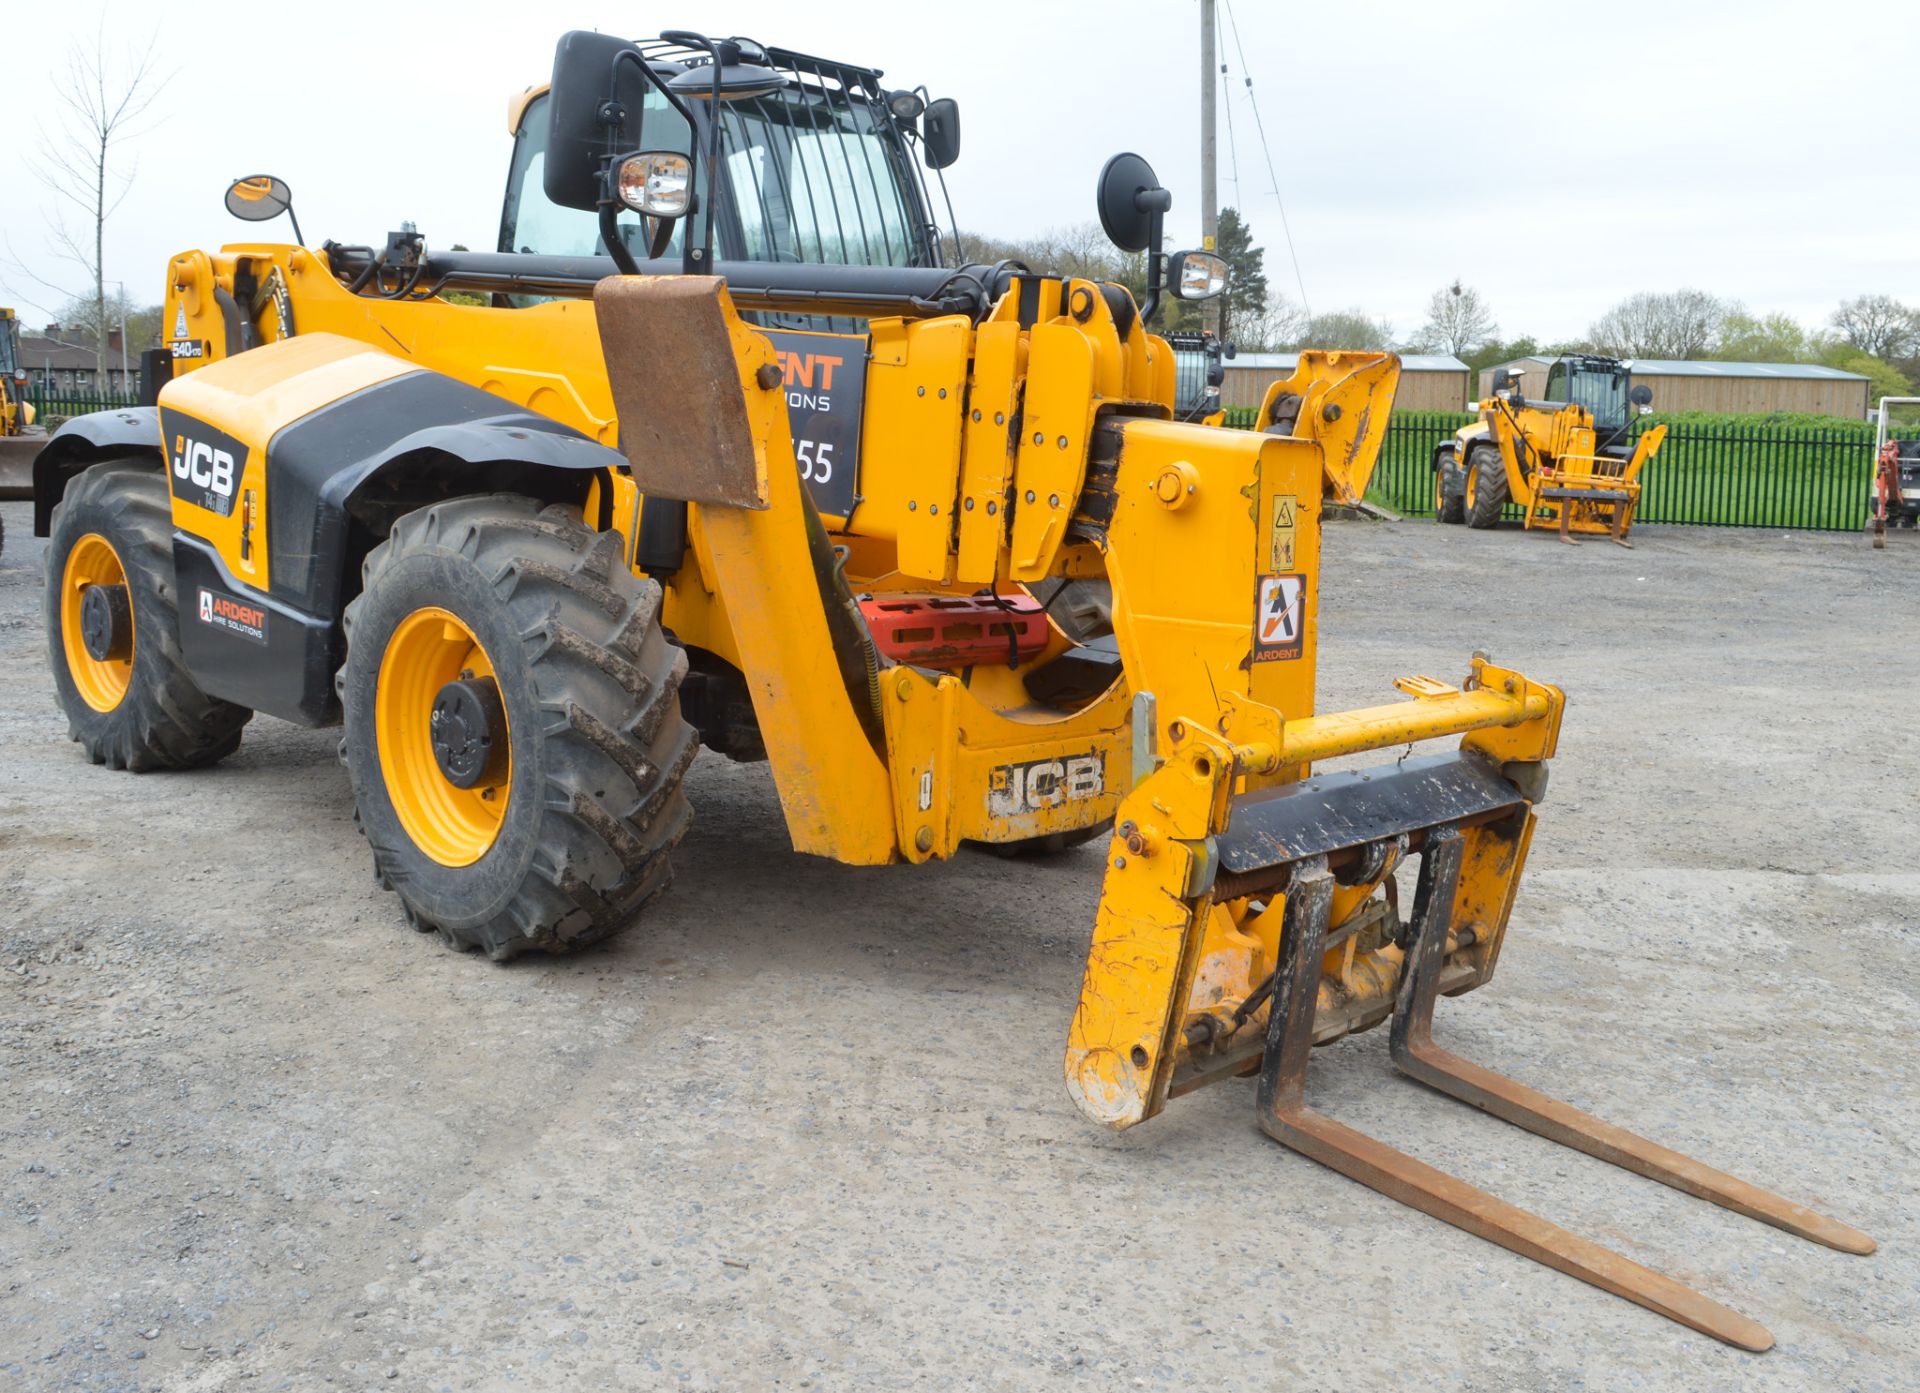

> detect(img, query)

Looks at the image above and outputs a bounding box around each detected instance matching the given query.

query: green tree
[1462,335,1538,378]
[1213,208,1269,348]
[1291,309,1393,351]
[1714,311,1809,362]
[1818,345,1911,403]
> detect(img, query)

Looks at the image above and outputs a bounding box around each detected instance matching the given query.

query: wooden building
[1222,352,1470,414]
[1478,355,1871,419]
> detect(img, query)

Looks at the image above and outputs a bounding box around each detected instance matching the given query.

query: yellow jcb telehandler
[1435,353,1668,544]
[29,28,1869,1349]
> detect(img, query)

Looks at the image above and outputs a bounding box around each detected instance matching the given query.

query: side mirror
[225,175,302,242]
[1096,152,1175,323]
[545,30,650,213]
[1628,384,1653,407]
[1491,368,1515,392]
[923,98,960,170]
[1168,249,1227,300]
[1222,341,1238,360]
[1096,152,1170,253]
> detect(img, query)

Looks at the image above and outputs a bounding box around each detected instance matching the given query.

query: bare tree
[1410,280,1498,357]
[1829,294,1920,362]
[1586,289,1727,359]
[8,22,168,383]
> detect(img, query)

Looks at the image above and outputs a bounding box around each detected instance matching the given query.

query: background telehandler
[29,27,1869,1349]
[1434,352,1668,544]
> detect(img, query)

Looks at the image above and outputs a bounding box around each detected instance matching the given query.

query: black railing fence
[23,386,145,425]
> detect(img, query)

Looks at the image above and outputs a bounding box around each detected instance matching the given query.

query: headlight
[1168,249,1228,301]
[616,152,693,218]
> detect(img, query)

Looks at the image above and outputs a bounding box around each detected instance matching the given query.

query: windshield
[1567,366,1628,432]
[717,86,921,267]
[500,85,927,272]
[0,319,16,375]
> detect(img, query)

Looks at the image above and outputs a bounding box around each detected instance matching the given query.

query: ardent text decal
[159,408,246,518]
[196,587,269,645]
[1252,573,1305,662]
[988,752,1104,818]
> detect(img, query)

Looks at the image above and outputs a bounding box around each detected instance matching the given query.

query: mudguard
[157,333,627,725]
[32,406,163,535]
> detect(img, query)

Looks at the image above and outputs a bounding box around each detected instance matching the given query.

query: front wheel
[43,460,252,770]
[1433,448,1465,524]
[1463,445,1509,529]
[339,495,697,960]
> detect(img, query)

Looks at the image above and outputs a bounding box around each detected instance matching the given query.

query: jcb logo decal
[988,753,1104,819]
[159,409,245,518]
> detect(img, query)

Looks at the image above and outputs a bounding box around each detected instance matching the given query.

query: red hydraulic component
[858,592,1050,669]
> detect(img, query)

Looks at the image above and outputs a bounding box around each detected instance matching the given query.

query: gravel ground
[1,497,1914,1392]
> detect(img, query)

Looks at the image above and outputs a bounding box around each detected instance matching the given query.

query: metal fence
[24,386,144,425]
[1251,407,1911,533]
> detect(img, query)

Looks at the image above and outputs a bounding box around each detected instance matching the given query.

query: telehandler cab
[31,27,1869,1349]
[1435,353,1668,544]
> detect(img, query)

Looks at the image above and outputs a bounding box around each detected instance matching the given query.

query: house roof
[1227,351,1465,372]
[17,335,105,371]
[1493,354,1867,382]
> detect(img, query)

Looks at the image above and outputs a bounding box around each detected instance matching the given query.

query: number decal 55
[795,439,834,484]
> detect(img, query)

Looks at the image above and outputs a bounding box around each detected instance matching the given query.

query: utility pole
[1199,0,1219,332]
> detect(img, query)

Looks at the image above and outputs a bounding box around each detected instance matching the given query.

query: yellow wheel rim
[375,606,513,868]
[60,532,134,713]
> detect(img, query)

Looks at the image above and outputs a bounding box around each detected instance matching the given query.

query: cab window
[499,91,696,268]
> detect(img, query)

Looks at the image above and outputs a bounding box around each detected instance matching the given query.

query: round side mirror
[1096,152,1169,253]
[1628,384,1653,407]
[226,175,293,222]
[1491,368,1515,392]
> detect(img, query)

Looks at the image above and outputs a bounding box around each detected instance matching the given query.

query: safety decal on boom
[1252,573,1305,662]
[1269,494,1297,571]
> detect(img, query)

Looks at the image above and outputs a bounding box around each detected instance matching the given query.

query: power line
[1221,0,1311,319]
[1217,53,1242,206]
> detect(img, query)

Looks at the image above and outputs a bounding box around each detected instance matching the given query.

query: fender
[1433,422,1489,472]
[158,333,626,726]
[32,407,163,535]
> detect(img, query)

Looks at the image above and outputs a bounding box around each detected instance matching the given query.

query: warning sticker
[1252,573,1305,662]
[1269,494,1297,571]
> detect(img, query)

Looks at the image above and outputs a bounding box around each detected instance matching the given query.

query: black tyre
[339,495,697,960]
[1433,448,1465,524]
[1463,445,1509,529]
[44,460,252,770]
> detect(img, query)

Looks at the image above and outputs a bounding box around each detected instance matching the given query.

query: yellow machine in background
[1,308,33,437]
[28,27,1869,1350]
[1435,353,1667,545]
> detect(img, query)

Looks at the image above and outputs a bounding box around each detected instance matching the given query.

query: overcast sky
[2,0,1913,345]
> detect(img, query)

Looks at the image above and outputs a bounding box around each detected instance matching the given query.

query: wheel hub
[429,676,508,789]
[79,583,133,662]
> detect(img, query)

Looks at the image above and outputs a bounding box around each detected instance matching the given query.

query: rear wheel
[1433,448,1465,524]
[339,495,697,959]
[43,460,252,770]
[1463,445,1508,529]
